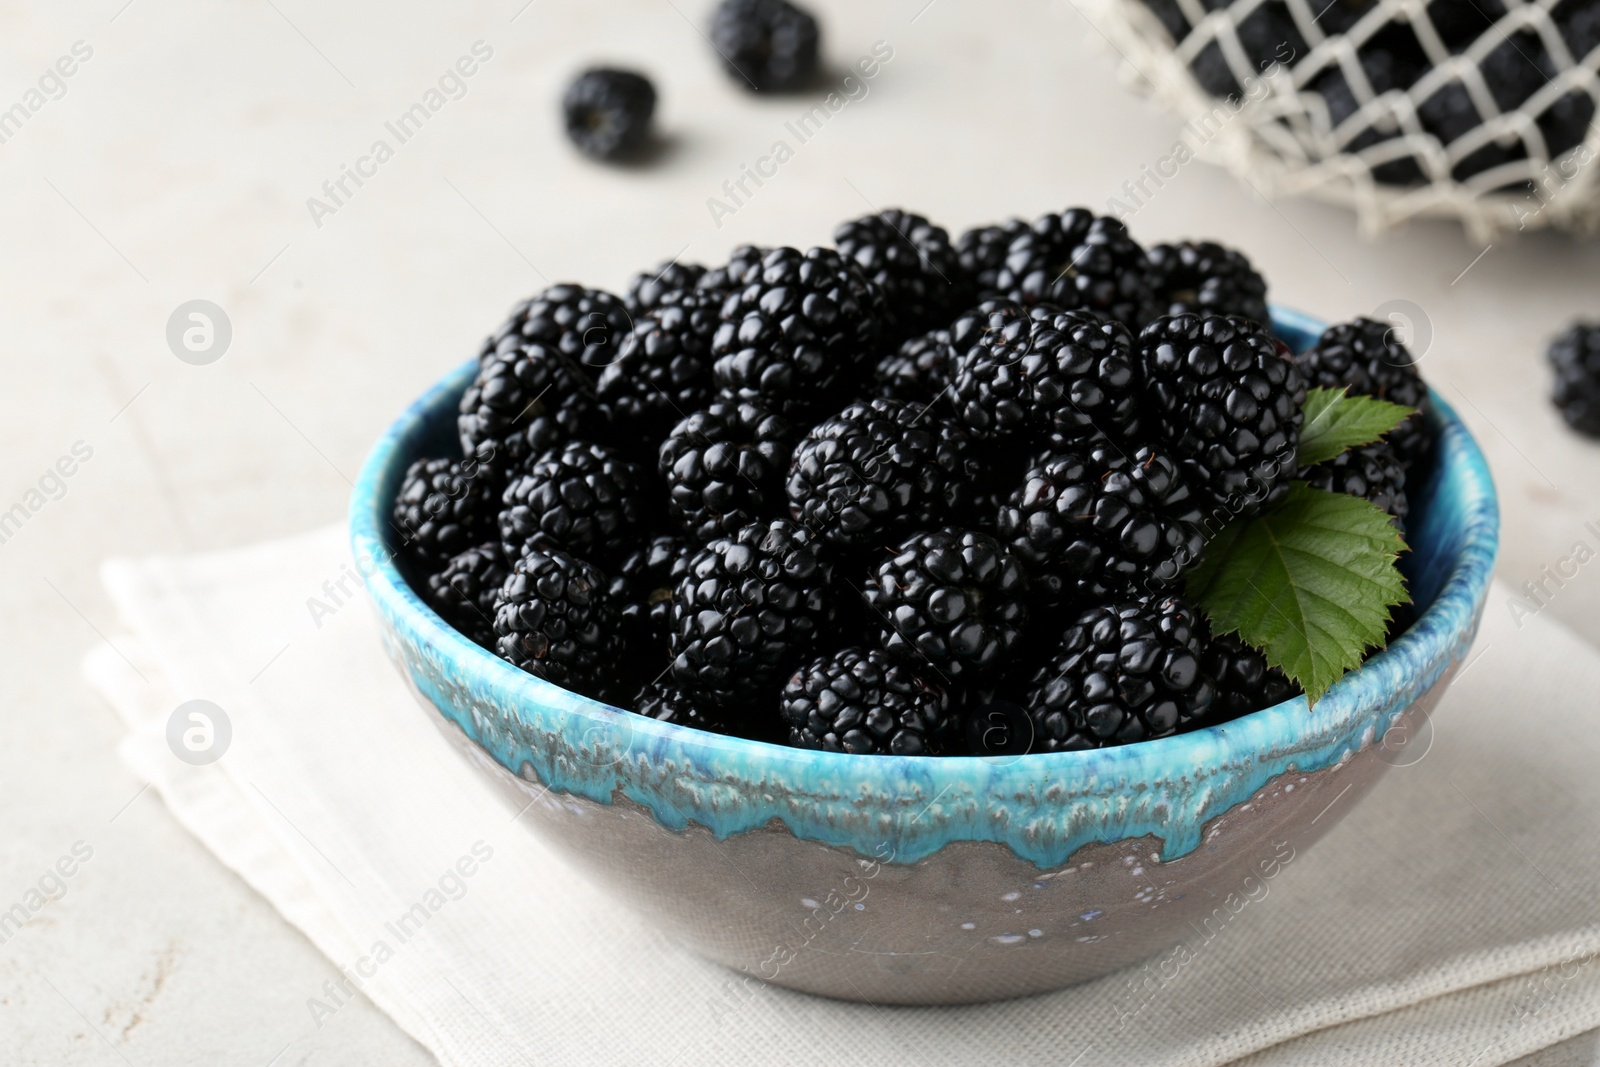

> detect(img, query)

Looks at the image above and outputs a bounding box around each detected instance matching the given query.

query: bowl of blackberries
[352,206,1498,1004]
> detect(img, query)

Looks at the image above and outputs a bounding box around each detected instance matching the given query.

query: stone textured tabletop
[1,0,1596,1063]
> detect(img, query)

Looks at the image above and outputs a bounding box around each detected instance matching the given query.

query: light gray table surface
[1,0,1596,1063]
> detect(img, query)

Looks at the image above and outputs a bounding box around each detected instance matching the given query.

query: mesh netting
[1078,0,1600,238]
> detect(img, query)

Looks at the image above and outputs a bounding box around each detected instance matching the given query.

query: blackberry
[863,528,1029,680]
[609,533,691,655]
[1204,632,1296,721]
[1548,322,1600,437]
[1148,241,1270,324]
[596,290,720,444]
[634,680,730,735]
[625,259,707,314]
[1188,2,1306,100]
[1556,0,1600,64]
[696,244,769,295]
[425,542,509,648]
[834,209,967,337]
[947,297,1029,352]
[561,68,656,161]
[493,546,624,697]
[871,329,957,405]
[997,441,1205,609]
[391,458,497,568]
[659,399,795,541]
[709,0,820,93]
[1297,318,1431,467]
[950,304,1143,446]
[458,341,600,476]
[498,441,651,564]
[780,647,953,755]
[1020,595,1217,751]
[1137,313,1306,516]
[992,208,1159,328]
[785,398,983,545]
[1300,438,1409,529]
[668,519,834,704]
[954,219,1029,295]
[711,246,886,417]
[483,284,633,377]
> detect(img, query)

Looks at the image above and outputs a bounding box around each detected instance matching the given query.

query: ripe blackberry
[458,342,601,475]
[834,209,967,337]
[1148,241,1270,324]
[863,528,1030,680]
[1137,314,1306,516]
[609,533,691,655]
[997,441,1205,609]
[1204,633,1296,721]
[785,398,983,545]
[1548,322,1600,437]
[780,647,953,755]
[659,399,795,541]
[624,259,707,314]
[493,546,624,697]
[425,542,509,648]
[871,329,957,405]
[1021,595,1217,751]
[596,290,720,444]
[992,208,1159,328]
[391,458,497,568]
[1300,438,1409,529]
[484,284,633,377]
[954,219,1029,295]
[696,244,769,295]
[950,304,1143,446]
[634,681,730,735]
[709,0,820,93]
[498,441,651,564]
[711,246,886,417]
[1297,318,1431,467]
[561,68,656,161]
[668,519,834,704]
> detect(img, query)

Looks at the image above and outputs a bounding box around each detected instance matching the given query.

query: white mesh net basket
[1078,0,1600,239]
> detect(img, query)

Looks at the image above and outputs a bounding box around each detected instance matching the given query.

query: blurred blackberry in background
[709,0,820,92]
[391,458,497,569]
[625,260,707,314]
[596,290,720,445]
[1548,322,1600,437]
[561,68,656,162]
[871,329,957,405]
[834,209,967,337]
[425,543,509,648]
[1187,2,1305,102]
[780,647,953,755]
[1203,632,1297,720]
[1148,240,1270,324]
[993,208,1159,328]
[1297,317,1431,467]
[660,398,795,541]
[483,284,633,377]
[499,441,651,564]
[1300,438,1409,530]
[494,546,624,698]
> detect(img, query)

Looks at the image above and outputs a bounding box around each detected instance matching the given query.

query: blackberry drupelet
[863,528,1030,680]
[1297,317,1431,467]
[1148,240,1270,324]
[659,398,795,541]
[609,533,691,655]
[780,647,953,755]
[596,290,720,444]
[992,208,1159,328]
[1548,322,1600,437]
[493,546,624,697]
[997,441,1205,609]
[483,284,634,377]
[634,680,730,735]
[1137,313,1306,517]
[458,342,600,475]
[950,304,1143,446]
[871,328,957,405]
[625,259,707,314]
[834,209,967,337]
[1021,595,1217,751]
[786,398,983,545]
[668,519,835,704]
[711,246,886,417]
[1300,438,1409,529]
[561,68,656,161]
[954,219,1029,296]
[498,441,651,564]
[1204,632,1297,721]
[391,458,497,568]
[709,0,820,92]
[424,542,509,648]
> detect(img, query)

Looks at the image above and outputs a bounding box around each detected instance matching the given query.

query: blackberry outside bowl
[350,308,1499,1005]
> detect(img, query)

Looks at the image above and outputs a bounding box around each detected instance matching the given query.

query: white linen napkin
[85,525,1600,1067]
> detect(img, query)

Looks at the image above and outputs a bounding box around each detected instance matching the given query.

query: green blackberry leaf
[1187,482,1409,705]
[1295,388,1416,467]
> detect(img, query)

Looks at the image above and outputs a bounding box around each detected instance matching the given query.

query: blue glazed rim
[351,307,1500,868]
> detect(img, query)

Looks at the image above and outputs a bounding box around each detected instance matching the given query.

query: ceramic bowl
[350,308,1499,1005]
